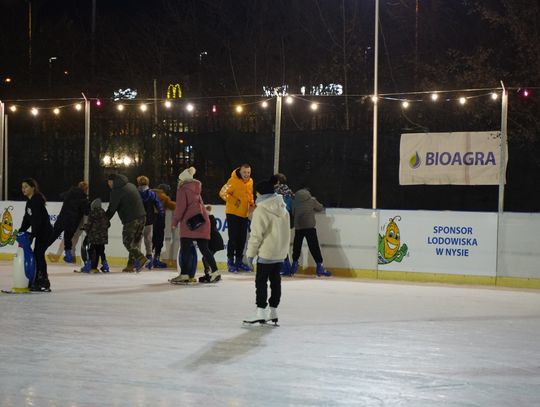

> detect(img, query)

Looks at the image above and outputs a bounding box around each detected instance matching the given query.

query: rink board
[1,201,540,286]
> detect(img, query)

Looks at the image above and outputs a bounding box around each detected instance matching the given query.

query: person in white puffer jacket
[243,178,290,325]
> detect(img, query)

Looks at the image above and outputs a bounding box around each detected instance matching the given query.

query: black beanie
[256,180,275,195]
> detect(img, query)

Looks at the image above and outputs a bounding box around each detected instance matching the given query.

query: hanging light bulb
[53,108,60,115]
[9,105,17,112]
[186,103,194,112]
[31,107,38,116]
[459,97,467,105]
[431,93,439,101]
[371,95,378,103]
[75,103,82,111]
[310,102,318,111]
[235,105,243,113]
[402,101,410,109]
[164,100,172,108]
[491,92,498,101]
[140,104,148,112]
[96,99,102,107]
[261,101,268,108]
[117,104,124,112]
[285,96,293,104]
[212,105,217,113]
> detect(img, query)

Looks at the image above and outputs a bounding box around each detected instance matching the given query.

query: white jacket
[246,194,290,261]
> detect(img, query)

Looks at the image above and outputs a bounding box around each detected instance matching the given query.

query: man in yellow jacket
[219,164,254,272]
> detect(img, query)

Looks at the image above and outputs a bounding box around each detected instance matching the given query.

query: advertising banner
[378,210,498,276]
[399,131,507,185]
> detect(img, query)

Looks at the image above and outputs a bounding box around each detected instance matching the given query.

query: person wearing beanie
[243,177,290,325]
[150,183,176,268]
[219,164,255,272]
[272,173,295,275]
[79,198,110,273]
[136,175,165,270]
[106,174,148,272]
[170,167,221,284]
[291,188,331,277]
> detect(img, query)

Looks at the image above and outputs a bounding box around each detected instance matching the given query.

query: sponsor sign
[400,131,507,185]
[378,210,498,276]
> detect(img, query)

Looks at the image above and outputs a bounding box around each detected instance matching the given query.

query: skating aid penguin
[4,232,37,293]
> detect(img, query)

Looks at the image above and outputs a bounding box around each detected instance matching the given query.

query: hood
[232,168,250,183]
[180,179,202,194]
[139,188,153,201]
[256,194,288,218]
[112,174,128,189]
[294,188,313,202]
[91,198,102,210]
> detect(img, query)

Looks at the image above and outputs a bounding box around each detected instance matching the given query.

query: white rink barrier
[1,202,539,288]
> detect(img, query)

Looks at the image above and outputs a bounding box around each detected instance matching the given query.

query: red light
[96,99,102,107]
[212,105,217,113]
[523,90,530,97]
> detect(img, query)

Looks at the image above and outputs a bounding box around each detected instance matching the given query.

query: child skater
[244,178,290,325]
[19,178,54,292]
[83,198,110,273]
[199,205,224,283]
[291,188,331,277]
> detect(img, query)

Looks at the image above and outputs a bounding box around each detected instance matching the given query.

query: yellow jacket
[219,168,254,217]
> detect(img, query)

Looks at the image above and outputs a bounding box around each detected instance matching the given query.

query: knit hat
[91,198,102,210]
[255,179,275,195]
[178,167,196,182]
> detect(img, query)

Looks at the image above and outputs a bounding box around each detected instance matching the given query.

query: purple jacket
[172,180,210,239]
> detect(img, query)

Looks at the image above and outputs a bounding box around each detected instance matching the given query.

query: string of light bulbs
[1,86,534,116]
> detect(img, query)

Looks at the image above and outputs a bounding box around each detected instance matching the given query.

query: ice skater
[151,183,176,268]
[272,173,294,275]
[291,188,331,277]
[170,167,220,284]
[79,198,110,273]
[199,205,224,283]
[243,178,290,325]
[19,178,54,292]
[136,175,164,269]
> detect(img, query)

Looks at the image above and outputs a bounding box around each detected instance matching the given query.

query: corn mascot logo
[378,216,408,264]
[1,206,18,246]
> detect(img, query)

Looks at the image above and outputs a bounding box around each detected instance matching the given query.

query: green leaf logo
[409,152,421,169]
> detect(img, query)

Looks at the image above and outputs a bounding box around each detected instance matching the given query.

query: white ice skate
[266,307,279,326]
[243,307,267,325]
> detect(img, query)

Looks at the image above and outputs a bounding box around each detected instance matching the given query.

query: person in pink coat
[170,167,220,284]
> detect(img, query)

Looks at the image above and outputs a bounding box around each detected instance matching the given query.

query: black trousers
[255,262,282,308]
[292,228,323,263]
[180,238,217,277]
[152,216,165,257]
[50,218,79,251]
[226,214,249,262]
[33,235,50,287]
[90,244,107,268]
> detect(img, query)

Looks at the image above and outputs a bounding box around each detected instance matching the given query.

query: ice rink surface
[1,262,540,407]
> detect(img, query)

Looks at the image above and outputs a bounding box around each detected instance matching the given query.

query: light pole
[372,0,380,209]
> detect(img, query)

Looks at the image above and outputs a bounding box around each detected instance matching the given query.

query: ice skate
[74,259,92,273]
[153,256,167,268]
[227,259,237,273]
[134,255,149,273]
[100,261,110,273]
[169,274,199,285]
[63,250,75,264]
[316,263,331,277]
[243,307,267,325]
[145,255,153,270]
[266,307,279,326]
[121,265,134,273]
[289,261,299,276]
[236,259,252,272]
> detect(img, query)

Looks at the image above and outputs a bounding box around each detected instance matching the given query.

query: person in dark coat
[136,175,165,269]
[49,181,90,263]
[199,205,225,282]
[82,198,110,273]
[151,183,176,268]
[106,174,147,272]
[19,178,54,292]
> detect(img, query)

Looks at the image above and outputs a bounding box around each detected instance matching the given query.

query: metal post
[82,94,91,192]
[496,82,509,278]
[371,0,380,209]
[4,113,8,200]
[153,78,158,125]
[273,95,282,174]
[0,100,4,200]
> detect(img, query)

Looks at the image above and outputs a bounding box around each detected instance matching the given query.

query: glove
[247,257,254,269]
